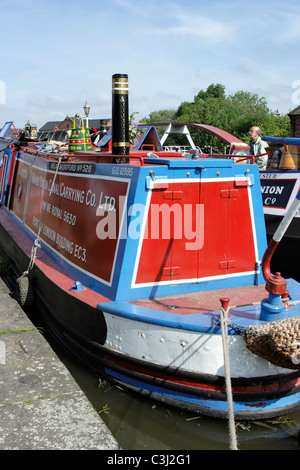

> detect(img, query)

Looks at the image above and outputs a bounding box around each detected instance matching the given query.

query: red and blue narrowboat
[0,74,300,421]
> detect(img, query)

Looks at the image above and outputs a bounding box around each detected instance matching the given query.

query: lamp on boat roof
[23,120,38,140]
[83,101,90,128]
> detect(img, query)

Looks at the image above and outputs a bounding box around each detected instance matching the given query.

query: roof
[39,121,61,131]
[39,118,110,131]
[288,105,300,116]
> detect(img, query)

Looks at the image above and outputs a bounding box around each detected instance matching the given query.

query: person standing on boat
[249,126,269,169]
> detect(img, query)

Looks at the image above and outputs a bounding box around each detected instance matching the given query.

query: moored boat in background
[259,136,300,280]
[0,74,300,421]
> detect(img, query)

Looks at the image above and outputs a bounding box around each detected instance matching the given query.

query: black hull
[1,214,300,420]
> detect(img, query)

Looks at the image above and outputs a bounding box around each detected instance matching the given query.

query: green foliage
[141,84,290,152]
[141,109,177,124]
[99,404,110,415]
[140,109,178,143]
[195,83,226,101]
[0,326,37,336]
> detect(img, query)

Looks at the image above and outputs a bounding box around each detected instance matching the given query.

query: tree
[194,83,226,101]
[140,108,178,142]
[140,84,290,152]
[141,109,177,125]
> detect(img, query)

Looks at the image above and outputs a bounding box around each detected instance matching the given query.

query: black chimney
[112,74,129,156]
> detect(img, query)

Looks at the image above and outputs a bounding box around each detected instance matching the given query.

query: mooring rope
[21,156,62,277]
[219,306,238,450]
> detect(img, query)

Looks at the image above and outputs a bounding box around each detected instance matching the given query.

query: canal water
[50,246,300,451]
[25,247,300,451]
[8,242,300,451]
[55,348,300,451]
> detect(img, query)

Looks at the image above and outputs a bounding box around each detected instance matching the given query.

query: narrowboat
[0,74,300,421]
[259,137,300,280]
[133,123,300,280]
[259,136,300,239]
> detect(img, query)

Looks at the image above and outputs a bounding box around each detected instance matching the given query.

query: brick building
[288,105,300,137]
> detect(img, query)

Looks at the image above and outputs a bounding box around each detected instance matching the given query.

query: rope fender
[244,317,300,370]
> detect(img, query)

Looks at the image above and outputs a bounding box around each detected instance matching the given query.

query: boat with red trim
[258,136,300,280]
[259,136,300,240]
[0,74,300,420]
[130,122,300,279]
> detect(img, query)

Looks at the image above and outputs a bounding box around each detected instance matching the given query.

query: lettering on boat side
[106,453,191,467]
[49,161,96,174]
[11,161,257,286]
[112,166,133,177]
[260,178,296,208]
[11,163,130,284]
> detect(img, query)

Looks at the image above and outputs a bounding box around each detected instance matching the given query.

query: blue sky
[1,0,300,129]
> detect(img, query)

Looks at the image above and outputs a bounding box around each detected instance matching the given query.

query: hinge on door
[220,189,239,198]
[235,174,253,186]
[219,260,236,269]
[161,266,180,276]
[146,175,168,189]
[163,191,183,200]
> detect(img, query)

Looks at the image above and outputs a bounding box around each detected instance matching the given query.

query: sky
[1,0,300,129]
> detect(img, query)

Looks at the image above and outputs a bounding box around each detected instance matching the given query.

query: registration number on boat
[112,166,133,176]
[63,211,76,226]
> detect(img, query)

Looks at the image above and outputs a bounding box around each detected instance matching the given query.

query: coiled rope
[244,317,300,369]
[217,317,300,370]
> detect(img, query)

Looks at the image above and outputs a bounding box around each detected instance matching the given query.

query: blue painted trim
[106,368,300,416]
[135,125,163,151]
[98,278,300,333]
[99,299,222,333]
[0,148,14,205]
[4,150,282,304]
[262,136,300,146]
[0,121,13,138]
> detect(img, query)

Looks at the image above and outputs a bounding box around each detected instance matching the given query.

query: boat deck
[130,283,268,316]
[23,148,232,167]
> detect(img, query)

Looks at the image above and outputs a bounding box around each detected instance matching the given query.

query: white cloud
[169,12,234,44]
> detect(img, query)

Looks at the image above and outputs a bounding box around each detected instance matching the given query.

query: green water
[60,354,300,451]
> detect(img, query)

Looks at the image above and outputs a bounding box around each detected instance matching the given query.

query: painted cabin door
[198,178,257,279]
[134,174,257,286]
[134,175,200,285]
[158,178,201,283]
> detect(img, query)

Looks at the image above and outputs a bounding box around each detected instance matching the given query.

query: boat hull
[1,211,300,421]
[1,144,300,420]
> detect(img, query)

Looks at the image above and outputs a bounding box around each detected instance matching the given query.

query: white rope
[220,306,238,450]
[22,156,62,277]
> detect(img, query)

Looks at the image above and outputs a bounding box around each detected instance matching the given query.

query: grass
[0,326,38,336]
